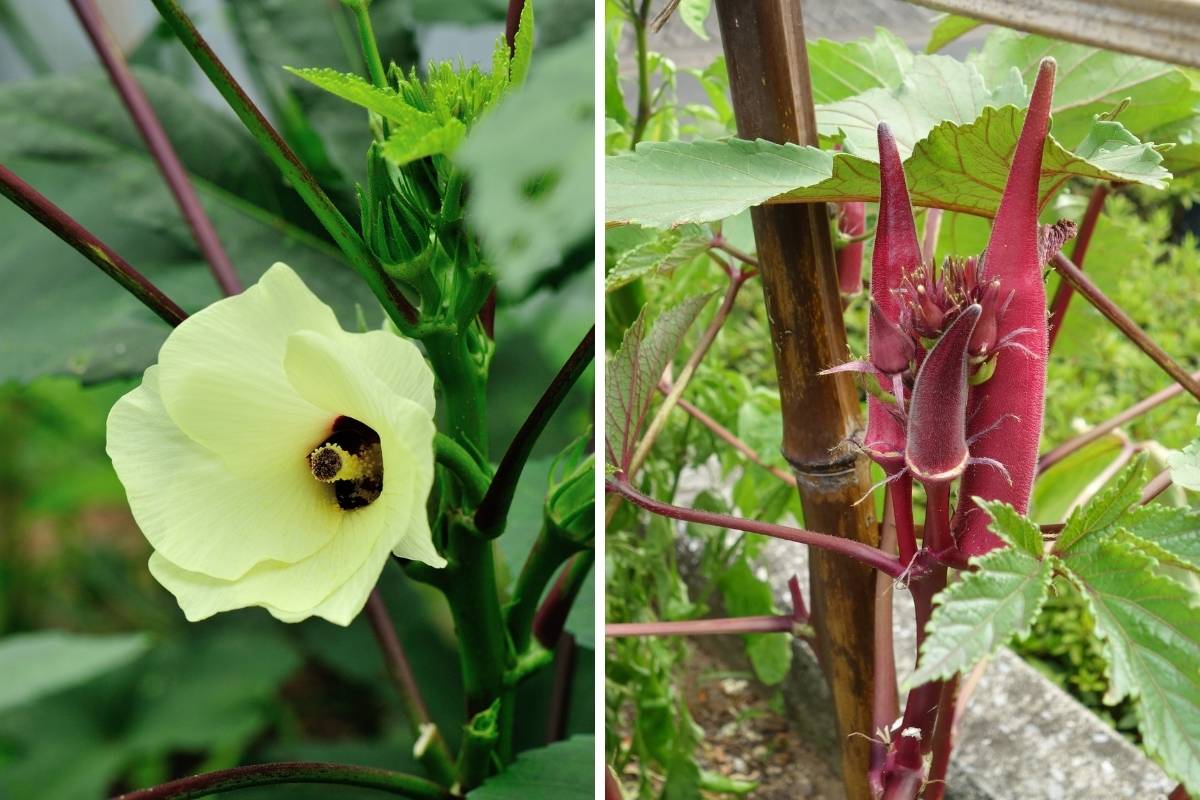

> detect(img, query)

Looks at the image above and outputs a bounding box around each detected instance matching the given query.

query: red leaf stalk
[954,58,1056,557]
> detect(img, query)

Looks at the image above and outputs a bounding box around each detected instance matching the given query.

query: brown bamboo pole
[712,3,879,797]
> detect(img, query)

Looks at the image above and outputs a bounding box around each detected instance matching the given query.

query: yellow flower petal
[155,263,339,472]
[107,367,340,580]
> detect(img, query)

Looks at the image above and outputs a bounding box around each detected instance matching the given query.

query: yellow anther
[308,443,367,483]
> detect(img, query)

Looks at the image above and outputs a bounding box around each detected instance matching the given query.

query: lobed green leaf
[1063,539,1200,793]
[904,546,1052,689]
[469,735,593,798]
[1054,454,1147,553]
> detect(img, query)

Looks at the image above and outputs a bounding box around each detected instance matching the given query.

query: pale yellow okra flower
[106,263,445,626]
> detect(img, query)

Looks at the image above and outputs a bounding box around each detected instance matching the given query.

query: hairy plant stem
[871,494,900,790]
[605,268,752,525]
[1047,182,1110,351]
[1051,253,1200,400]
[433,434,491,508]
[0,164,187,326]
[629,0,652,147]
[668,389,797,486]
[890,475,917,566]
[606,615,798,637]
[148,0,418,329]
[111,762,450,800]
[1038,368,1200,473]
[922,207,943,260]
[608,479,906,577]
[506,523,585,652]
[533,550,595,648]
[70,0,242,297]
[456,702,500,792]
[923,677,960,800]
[545,635,576,742]
[476,326,595,536]
[364,591,456,786]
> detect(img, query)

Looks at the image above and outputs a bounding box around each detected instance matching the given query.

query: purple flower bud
[904,305,982,485]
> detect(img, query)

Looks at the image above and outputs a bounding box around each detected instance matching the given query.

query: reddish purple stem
[0,164,187,326]
[606,479,906,578]
[70,0,242,297]
[1047,183,1109,350]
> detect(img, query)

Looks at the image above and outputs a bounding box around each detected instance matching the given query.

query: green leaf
[0,70,376,383]
[510,0,536,87]
[807,28,913,104]
[1055,455,1147,553]
[976,499,1044,558]
[1031,433,1127,524]
[380,117,467,166]
[604,293,712,472]
[0,631,147,714]
[718,559,792,685]
[606,107,1168,228]
[1168,420,1200,490]
[605,225,710,291]
[926,14,982,53]
[678,0,711,41]
[905,546,1053,688]
[286,66,431,126]
[457,31,593,298]
[1120,504,1200,573]
[970,28,1200,172]
[469,735,593,798]
[1064,539,1200,793]
[816,56,1019,157]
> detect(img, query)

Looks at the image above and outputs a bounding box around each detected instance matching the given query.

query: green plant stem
[475,326,595,536]
[110,762,450,800]
[506,524,583,652]
[344,0,389,89]
[434,433,491,507]
[425,331,489,454]
[443,523,508,718]
[363,591,457,786]
[629,0,652,147]
[457,702,500,791]
[147,0,418,329]
[0,164,188,327]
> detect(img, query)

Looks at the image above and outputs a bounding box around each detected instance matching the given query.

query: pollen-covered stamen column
[713,3,881,797]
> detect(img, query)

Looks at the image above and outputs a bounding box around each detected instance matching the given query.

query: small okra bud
[904,304,981,485]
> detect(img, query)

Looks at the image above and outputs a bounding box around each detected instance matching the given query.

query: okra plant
[0,1,593,798]
[606,7,1200,800]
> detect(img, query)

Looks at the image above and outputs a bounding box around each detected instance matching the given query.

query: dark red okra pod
[953,58,1057,557]
[862,124,923,472]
